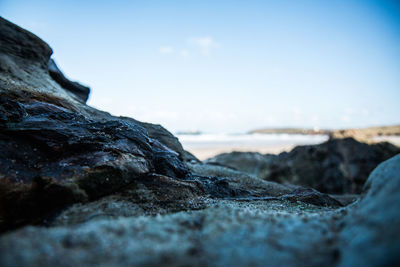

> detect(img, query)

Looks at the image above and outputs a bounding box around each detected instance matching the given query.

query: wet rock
[0,17,202,231]
[121,116,200,162]
[208,138,400,194]
[0,91,191,231]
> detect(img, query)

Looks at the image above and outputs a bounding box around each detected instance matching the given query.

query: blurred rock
[48,59,90,103]
[207,138,400,194]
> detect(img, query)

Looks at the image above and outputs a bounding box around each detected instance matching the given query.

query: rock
[339,154,400,266]
[0,90,192,231]
[48,59,90,103]
[187,162,294,197]
[1,154,399,267]
[1,17,400,267]
[120,116,200,162]
[205,151,275,177]
[0,17,203,232]
[0,17,315,233]
[207,138,400,194]
[280,187,343,207]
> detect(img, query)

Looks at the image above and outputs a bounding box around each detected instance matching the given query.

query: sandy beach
[177,133,329,160]
[184,144,295,160]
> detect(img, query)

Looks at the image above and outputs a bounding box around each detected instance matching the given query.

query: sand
[186,144,295,160]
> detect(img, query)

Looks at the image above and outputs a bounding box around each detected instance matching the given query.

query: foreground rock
[1,155,400,266]
[206,138,400,194]
[0,17,320,233]
[0,17,233,231]
[1,17,400,266]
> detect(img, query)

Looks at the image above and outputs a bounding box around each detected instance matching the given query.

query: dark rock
[205,151,275,177]
[0,17,51,68]
[121,116,200,162]
[281,188,343,207]
[0,17,206,232]
[267,138,400,194]
[208,138,400,194]
[48,59,90,103]
[0,90,192,231]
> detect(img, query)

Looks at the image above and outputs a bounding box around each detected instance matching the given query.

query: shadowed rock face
[207,138,400,194]
[0,88,194,230]
[0,17,201,231]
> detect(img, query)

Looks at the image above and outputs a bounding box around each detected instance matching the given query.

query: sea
[176,133,329,160]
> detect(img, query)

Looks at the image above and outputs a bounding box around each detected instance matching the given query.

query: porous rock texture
[1,155,400,266]
[206,138,400,194]
[1,17,400,266]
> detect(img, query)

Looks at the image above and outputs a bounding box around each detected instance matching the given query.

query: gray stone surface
[1,155,400,266]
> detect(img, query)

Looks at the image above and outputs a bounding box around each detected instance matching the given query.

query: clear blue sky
[2,0,400,133]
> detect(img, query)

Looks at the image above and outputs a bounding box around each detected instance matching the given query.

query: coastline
[178,133,400,161]
[177,133,329,160]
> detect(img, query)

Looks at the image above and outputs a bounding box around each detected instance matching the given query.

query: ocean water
[177,133,329,150]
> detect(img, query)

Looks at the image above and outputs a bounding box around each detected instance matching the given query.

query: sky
[1,0,400,133]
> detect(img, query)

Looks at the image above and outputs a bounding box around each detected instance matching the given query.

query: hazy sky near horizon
[1,0,400,133]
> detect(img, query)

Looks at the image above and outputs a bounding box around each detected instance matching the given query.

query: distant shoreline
[249,125,400,138]
[177,128,400,160]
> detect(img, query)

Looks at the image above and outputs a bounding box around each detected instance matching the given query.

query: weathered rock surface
[0,17,218,231]
[1,155,400,266]
[0,17,318,233]
[207,138,400,194]
[48,59,90,103]
[1,17,400,267]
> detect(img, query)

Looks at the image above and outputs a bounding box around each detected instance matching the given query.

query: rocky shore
[1,17,399,266]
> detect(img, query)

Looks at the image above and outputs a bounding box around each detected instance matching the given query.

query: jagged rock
[0,17,202,232]
[207,138,400,194]
[0,89,193,231]
[48,59,90,103]
[1,153,399,267]
[120,116,200,162]
[0,17,314,233]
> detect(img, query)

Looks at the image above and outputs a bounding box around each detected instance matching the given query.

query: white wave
[176,133,329,149]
